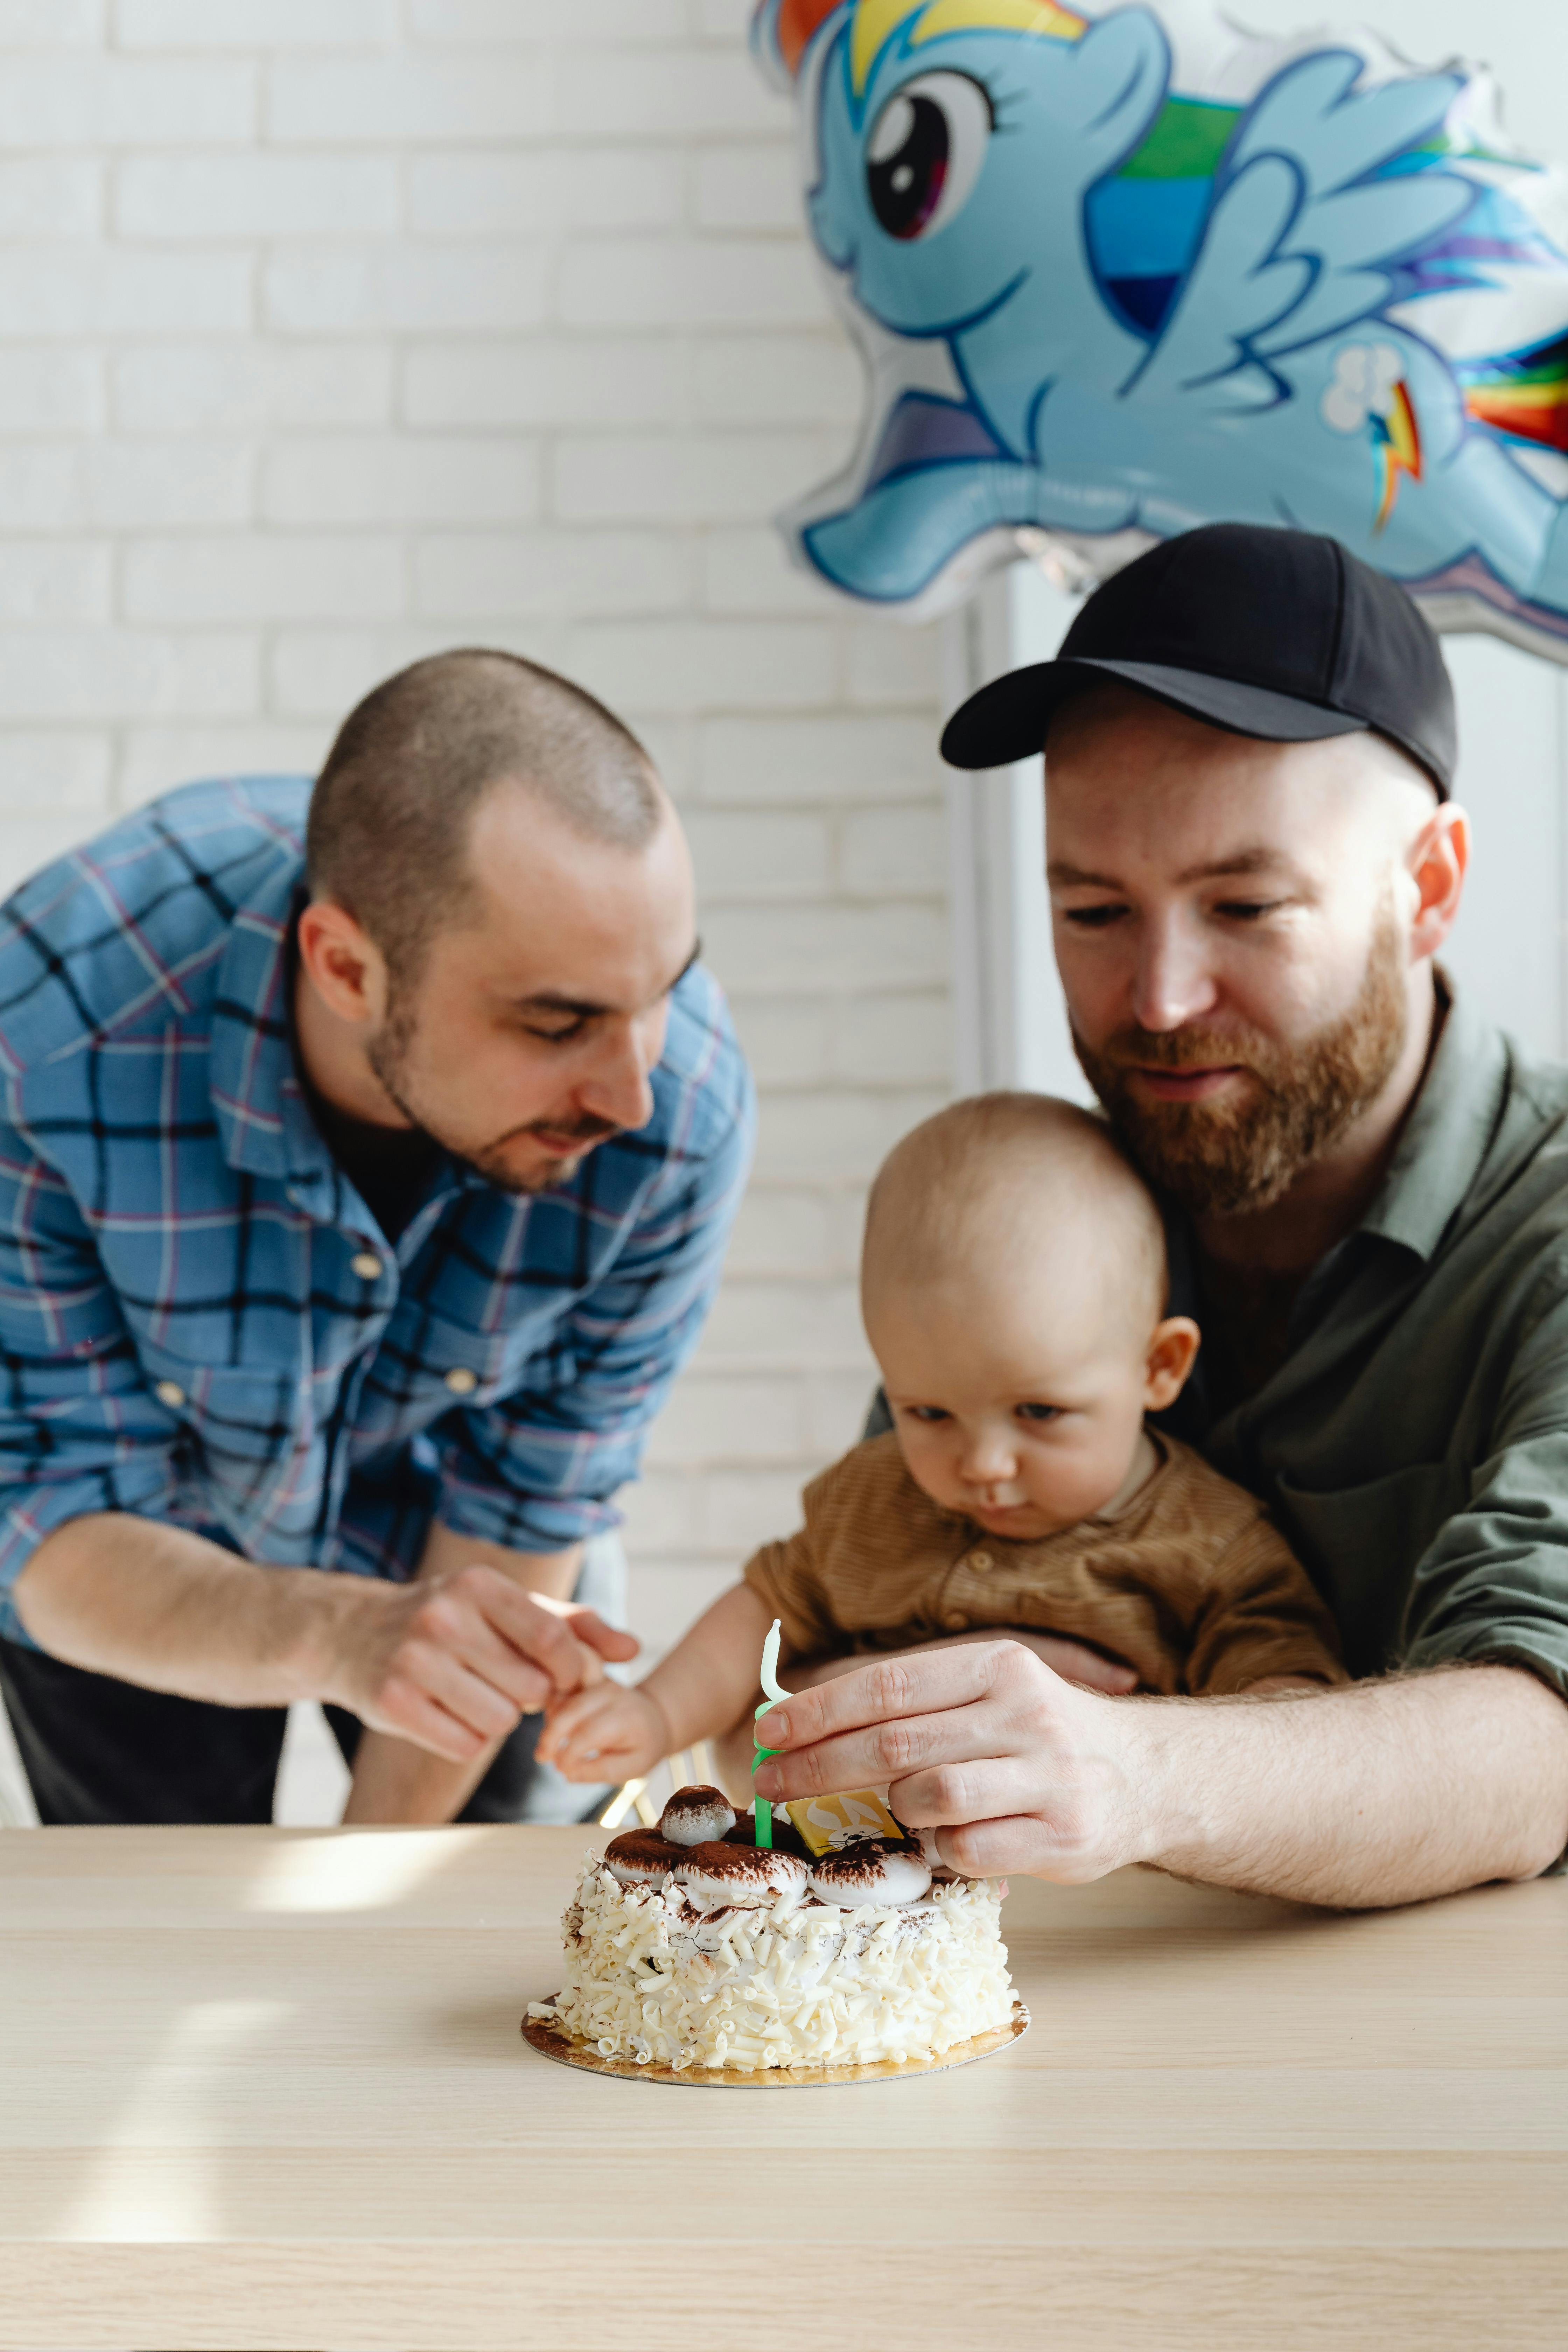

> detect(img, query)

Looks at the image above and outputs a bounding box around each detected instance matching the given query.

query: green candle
[751,1617,791,1850]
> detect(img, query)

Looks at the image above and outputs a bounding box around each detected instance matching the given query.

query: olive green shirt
[1164,980,1568,1719]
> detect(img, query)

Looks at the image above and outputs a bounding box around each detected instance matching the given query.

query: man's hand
[752,1640,1568,1906]
[323,1567,638,1764]
[754,1639,1133,1880]
[538,1680,671,1783]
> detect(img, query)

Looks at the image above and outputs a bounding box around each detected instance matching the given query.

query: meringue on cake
[528,1784,1016,2074]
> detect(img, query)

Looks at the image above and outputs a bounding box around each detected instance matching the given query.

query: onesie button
[967,1550,994,1572]
[943,1609,968,1631]
[154,1380,186,1409]
[444,1366,479,1395]
[350,1252,384,1281]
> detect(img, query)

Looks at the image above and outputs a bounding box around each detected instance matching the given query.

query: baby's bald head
[862,1092,1167,1348]
[863,1094,1199,1538]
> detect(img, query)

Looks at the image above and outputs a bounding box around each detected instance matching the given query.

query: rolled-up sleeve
[1402,1266,1568,1699]
[0,1124,183,1646]
[434,1056,756,1555]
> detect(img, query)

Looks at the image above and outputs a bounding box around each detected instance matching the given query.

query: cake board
[521,1996,1029,2086]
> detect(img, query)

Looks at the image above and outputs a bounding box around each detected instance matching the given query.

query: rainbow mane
[849,1,1084,93]
[756,0,842,80]
[753,0,1084,88]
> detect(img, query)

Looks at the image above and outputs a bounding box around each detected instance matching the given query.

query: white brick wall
[0,0,953,1663]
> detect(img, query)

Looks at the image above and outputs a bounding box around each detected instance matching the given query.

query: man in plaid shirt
[0,650,754,1827]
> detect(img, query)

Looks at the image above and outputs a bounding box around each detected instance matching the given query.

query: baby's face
[869,1282,1157,1542]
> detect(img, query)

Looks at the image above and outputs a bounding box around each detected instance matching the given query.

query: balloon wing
[1132,55,1474,410]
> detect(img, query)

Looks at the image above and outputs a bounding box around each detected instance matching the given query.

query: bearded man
[0,649,752,1828]
[753,524,1568,1906]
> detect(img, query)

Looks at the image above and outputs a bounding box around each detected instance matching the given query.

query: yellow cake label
[785,1790,904,1856]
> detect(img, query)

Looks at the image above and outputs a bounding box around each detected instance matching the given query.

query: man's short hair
[306,647,662,981]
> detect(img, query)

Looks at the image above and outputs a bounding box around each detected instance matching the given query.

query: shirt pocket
[134,1342,320,1545]
[1273,1460,1454,1680]
[374,1304,576,1423]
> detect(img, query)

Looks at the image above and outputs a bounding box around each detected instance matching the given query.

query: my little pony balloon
[751,0,1568,657]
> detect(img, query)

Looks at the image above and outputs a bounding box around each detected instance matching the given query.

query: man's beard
[1072,911,1409,1218]
[366,1001,620,1197]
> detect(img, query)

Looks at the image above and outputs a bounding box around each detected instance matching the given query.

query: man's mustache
[1095,1026,1277,1085]
[517,1113,622,1147]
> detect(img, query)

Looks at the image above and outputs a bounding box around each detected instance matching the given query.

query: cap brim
[939,657,1370,771]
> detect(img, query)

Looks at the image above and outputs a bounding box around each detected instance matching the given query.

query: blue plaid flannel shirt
[0,777,754,1647]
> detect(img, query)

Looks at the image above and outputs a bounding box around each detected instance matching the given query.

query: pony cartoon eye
[865,72,993,242]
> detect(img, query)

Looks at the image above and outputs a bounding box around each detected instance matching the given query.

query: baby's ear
[1144,1316,1201,1411]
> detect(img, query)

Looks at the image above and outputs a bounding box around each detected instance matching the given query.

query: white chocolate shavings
[534,1856,1015,2073]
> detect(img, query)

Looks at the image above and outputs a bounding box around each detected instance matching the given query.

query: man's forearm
[16,1507,623,1798]
[14,1511,348,1706]
[1126,1663,1568,1907]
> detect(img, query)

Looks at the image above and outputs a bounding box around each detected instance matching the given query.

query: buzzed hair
[306,648,663,982]
[862,1091,1168,1332]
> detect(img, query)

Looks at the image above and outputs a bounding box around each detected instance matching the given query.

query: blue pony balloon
[751,0,1568,656]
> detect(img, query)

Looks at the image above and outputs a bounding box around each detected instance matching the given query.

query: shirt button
[967,1550,994,1572]
[154,1380,186,1409]
[943,1609,969,1631]
[444,1367,479,1396]
[350,1252,384,1281]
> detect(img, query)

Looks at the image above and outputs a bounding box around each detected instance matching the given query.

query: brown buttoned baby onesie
[742,1429,1344,1695]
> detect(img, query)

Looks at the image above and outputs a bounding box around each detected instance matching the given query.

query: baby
[540,1094,1344,1792]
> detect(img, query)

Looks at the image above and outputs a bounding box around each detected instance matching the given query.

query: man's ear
[1144,1315,1201,1411]
[1407,803,1469,962]
[296,898,387,1030]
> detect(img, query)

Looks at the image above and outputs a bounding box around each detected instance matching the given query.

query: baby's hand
[537,1681,670,1783]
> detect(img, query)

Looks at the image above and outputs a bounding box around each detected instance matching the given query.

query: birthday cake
[528,1784,1017,2074]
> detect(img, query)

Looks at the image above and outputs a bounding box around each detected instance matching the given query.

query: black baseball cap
[939,524,1456,797]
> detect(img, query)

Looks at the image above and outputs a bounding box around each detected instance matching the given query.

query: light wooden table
[2,1826,1564,2351]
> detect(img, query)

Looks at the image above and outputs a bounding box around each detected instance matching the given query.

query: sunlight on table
[243,1825,465,1914]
